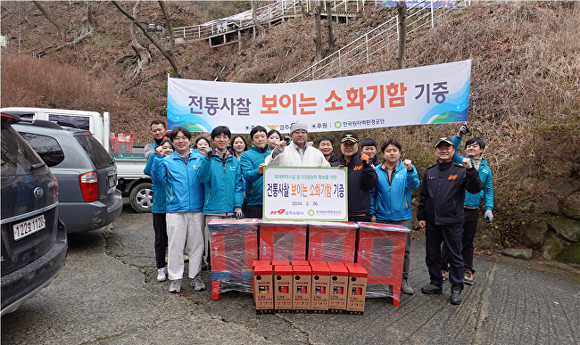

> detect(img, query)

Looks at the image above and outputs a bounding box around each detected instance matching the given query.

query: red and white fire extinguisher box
[259,220,307,261]
[307,221,358,263]
[355,222,409,306]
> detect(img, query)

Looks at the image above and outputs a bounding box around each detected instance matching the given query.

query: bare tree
[396,1,406,69]
[297,0,310,18]
[325,1,335,52]
[313,1,323,62]
[118,0,152,91]
[252,0,265,40]
[112,0,182,78]
[55,1,97,51]
[32,1,64,40]
[158,1,175,52]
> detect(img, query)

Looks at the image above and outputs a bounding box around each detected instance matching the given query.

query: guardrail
[285,0,468,83]
[172,0,378,42]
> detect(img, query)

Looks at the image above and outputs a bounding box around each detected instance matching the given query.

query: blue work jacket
[240,145,271,206]
[452,135,494,210]
[197,151,244,214]
[370,161,420,221]
[150,151,204,213]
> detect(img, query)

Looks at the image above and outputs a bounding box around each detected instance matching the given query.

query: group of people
[142,120,494,306]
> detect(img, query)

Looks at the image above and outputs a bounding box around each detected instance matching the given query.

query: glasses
[173,136,189,142]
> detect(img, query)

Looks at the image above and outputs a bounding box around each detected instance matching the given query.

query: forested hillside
[1,1,579,262]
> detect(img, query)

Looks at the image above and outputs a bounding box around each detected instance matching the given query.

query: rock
[531,195,561,214]
[561,191,580,220]
[540,235,564,260]
[551,177,580,198]
[550,216,580,242]
[518,220,548,249]
[473,220,500,249]
[500,248,533,260]
[556,241,580,265]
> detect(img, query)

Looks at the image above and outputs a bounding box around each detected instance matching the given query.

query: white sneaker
[191,275,206,291]
[169,279,181,293]
[157,267,167,282]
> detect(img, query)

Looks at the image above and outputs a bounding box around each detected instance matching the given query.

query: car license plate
[13,214,46,241]
[108,175,116,188]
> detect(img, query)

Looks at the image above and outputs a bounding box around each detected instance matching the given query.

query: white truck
[0,107,153,213]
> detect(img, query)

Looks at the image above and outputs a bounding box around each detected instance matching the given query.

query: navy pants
[442,208,479,273]
[425,222,464,287]
[152,213,168,269]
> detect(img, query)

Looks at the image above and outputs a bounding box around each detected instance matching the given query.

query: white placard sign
[263,166,348,221]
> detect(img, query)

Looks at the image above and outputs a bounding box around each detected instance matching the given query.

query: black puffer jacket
[331,153,378,217]
[417,161,483,225]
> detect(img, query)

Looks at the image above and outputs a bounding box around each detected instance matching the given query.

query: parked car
[13,119,123,233]
[0,107,152,213]
[1,112,68,316]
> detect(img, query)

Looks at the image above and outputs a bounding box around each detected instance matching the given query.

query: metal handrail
[285,0,468,83]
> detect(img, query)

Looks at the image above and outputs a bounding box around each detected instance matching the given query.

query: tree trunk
[112,0,182,78]
[158,0,175,52]
[124,0,152,91]
[252,0,265,40]
[325,1,335,52]
[32,1,63,40]
[55,1,97,51]
[297,0,310,18]
[396,1,406,70]
[313,1,323,62]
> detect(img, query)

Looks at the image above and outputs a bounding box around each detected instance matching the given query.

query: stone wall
[516,177,580,265]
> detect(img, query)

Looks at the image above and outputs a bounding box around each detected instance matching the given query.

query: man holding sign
[265,122,329,167]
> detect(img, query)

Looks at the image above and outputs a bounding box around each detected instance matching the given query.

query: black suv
[13,119,122,233]
[1,113,68,316]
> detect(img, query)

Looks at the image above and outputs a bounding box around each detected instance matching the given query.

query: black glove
[206,149,214,159]
[458,123,470,136]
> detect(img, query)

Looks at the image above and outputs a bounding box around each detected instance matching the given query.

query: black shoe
[448,286,463,305]
[421,283,443,294]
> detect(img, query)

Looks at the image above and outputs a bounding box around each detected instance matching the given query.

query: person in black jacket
[317,135,338,164]
[417,136,483,305]
[331,132,378,221]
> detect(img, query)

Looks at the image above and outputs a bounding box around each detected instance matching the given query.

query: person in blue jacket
[151,127,206,294]
[441,124,494,285]
[197,126,244,269]
[144,139,174,283]
[370,138,420,295]
[240,126,270,218]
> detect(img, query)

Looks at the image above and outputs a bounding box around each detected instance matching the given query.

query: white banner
[262,167,348,221]
[167,60,471,134]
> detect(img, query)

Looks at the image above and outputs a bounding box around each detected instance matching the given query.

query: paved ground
[2,201,579,344]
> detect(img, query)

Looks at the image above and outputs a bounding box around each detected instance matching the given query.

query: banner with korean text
[262,167,348,221]
[167,60,471,134]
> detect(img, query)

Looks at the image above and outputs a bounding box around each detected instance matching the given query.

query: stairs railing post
[431,0,434,28]
[339,49,342,77]
[366,33,369,63]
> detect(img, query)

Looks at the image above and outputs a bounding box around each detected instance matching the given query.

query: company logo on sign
[270,209,286,215]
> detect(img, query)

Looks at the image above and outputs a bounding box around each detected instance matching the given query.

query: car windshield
[74,133,113,170]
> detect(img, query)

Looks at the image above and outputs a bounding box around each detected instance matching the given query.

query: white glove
[484,209,494,223]
[235,207,244,219]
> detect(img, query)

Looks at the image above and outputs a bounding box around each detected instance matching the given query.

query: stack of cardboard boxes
[252,260,368,315]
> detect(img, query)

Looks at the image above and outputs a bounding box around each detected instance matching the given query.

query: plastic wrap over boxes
[208,219,258,301]
[356,222,410,306]
[259,220,307,262]
[308,221,357,263]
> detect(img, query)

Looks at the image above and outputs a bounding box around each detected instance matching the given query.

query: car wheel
[129,182,153,213]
